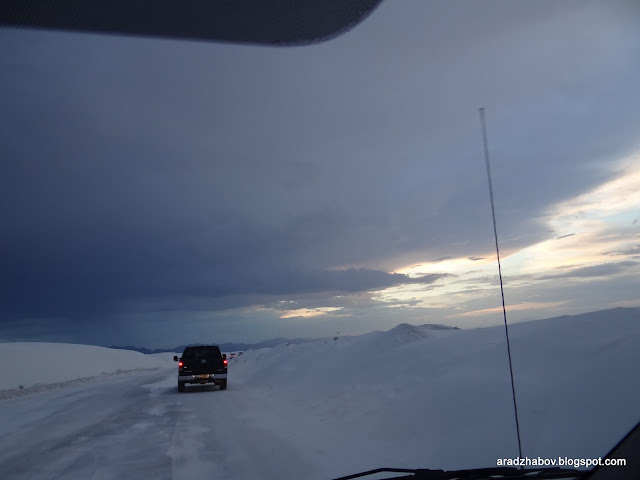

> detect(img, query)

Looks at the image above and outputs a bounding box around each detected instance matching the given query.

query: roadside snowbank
[230,309,640,471]
[0,342,173,394]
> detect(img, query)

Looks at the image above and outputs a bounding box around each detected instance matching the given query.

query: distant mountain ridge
[109,336,327,355]
[415,323,460,331]
[108,323,461,355]
[108,308,640,355]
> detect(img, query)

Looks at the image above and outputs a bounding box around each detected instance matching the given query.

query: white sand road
[0,368,320,480]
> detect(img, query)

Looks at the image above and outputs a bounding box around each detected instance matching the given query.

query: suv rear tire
[178,382,185,392]
[219,381,227,390]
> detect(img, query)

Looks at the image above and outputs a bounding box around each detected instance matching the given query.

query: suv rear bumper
[179,373,227,383]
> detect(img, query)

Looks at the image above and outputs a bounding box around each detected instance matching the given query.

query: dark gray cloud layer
[540,261,639,281]
[2,0,640,340]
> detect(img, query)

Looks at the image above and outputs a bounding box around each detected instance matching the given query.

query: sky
[1,0,640,348]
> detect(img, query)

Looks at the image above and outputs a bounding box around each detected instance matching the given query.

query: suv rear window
[182,346,221,358]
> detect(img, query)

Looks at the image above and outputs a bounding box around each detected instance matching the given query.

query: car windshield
[1,1,638,480]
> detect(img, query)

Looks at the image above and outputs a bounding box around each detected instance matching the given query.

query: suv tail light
[223,359,228,367]
[178,361,183,370]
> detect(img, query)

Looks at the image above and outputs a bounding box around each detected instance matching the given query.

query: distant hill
[107,308,640,355]
[417,323,460,330]
[109,323,462,354]
[109,336,328,355]
[108,345,172,355]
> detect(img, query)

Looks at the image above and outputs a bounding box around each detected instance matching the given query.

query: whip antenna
[479,107,523,461]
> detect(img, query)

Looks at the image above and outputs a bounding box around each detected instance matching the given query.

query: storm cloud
[540,261,639,281]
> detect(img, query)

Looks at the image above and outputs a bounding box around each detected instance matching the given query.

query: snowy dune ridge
[228,308,640,468]
[0,343,173,398]
[0,308,638,472]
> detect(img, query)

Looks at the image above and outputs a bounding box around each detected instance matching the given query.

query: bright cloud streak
[504,157,640,276]
[449,301,568,317]
[396,256,494,278]
[280,307,343,319]
[380,155,640,319]
[548,156,640,229]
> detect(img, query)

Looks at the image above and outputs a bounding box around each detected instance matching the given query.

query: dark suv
[173,345,228,392]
